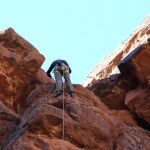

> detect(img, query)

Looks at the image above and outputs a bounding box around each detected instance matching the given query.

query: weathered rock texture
[82,15,150,149]
[3,84,150,150]
[0,28,46,112]
[125,87,150,126]
[84,16,150,111]
[1,23,150,150]
[83,16,150,87]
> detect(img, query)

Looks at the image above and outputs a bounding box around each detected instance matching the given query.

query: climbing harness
[53,63,69,74]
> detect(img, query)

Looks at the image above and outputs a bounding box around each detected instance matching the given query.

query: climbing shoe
[54,90,63,97]
[69,91,74,97]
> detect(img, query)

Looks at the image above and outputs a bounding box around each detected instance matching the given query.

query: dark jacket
[47,59,72,77]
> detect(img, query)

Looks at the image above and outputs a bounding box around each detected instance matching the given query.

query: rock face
[87,75,137,109]
[83,16,150,87]
[0,28,45,112]
[1,25,150,150]
[125,87,150,126]
[3,84,150,150]
[82,15,150,149]
[84,16,150,111]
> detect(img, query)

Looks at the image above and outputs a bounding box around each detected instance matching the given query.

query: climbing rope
[62,69,65,150]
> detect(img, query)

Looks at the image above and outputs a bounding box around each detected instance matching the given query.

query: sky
[0,0,150,83]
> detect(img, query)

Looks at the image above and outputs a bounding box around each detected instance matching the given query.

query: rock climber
[47,59,74,97]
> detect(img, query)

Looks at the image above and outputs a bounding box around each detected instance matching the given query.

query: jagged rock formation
[83,16,150,87]
[84,16,150,109]
[83,15,150,148]
[1,22,150,150]
[0,28,45,111]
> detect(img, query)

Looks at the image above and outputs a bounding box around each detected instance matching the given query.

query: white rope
[62,70,65,150]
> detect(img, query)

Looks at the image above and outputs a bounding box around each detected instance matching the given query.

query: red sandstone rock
[4,84,150,150]
[0,28,45,111]
[0,101,20,146]
[118,43,150,85]
[125,87,150,125]
[35,69,55,84]
[83,16,150,87]
[0,27,150,150]
[110,110,137,126]
[87,76,137,109]
[83,16,150,112]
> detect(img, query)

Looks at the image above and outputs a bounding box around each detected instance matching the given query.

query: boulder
[83,16,150,87]
[125,87,150,126]
[0,28,45,111]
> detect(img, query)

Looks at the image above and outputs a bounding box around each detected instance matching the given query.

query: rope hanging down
[62,70,65,150]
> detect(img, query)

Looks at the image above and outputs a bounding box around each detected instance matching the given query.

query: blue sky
[0,0,150,83]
